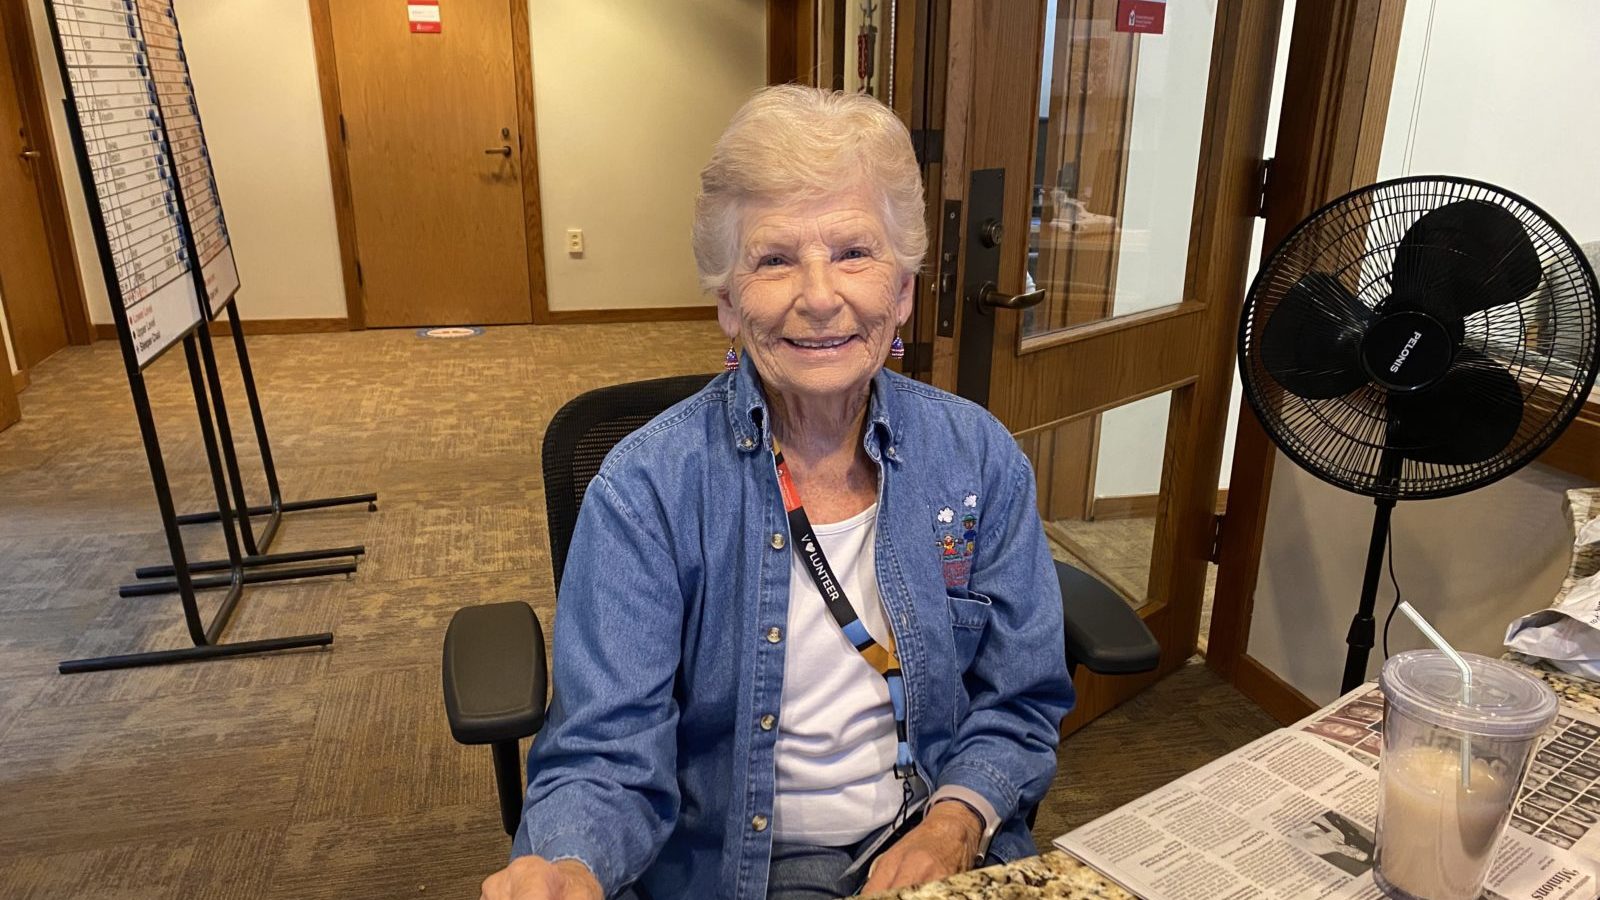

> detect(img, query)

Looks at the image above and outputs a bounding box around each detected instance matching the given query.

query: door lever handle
[485,145,512,157]
[20,149,40,161]
[975,282,1046,312]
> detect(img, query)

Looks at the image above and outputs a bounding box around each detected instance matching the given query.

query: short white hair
[693,85,928,296]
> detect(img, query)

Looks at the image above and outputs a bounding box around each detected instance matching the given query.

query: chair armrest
[442,601,548,745]
[1056,561,1160,676]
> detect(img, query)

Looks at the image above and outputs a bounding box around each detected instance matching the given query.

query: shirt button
[739,437,755,450]
[886,446,898,459]
[770,533,785,550]
[759,714,776,731]
[752,815,768,832]
[766,626,782,643]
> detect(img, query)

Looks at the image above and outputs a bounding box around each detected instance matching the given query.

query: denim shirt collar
[726,353,899,463]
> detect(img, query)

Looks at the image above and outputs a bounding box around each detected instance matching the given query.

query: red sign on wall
[408,0,441,33]
[1115,0,1166,34]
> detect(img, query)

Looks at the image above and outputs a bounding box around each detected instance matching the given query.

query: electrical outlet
[566,228,584,255]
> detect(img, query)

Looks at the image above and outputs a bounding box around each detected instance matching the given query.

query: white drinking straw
[1397,601,1474,788]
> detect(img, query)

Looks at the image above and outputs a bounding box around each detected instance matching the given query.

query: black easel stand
[59,332,333,674]
[141,302,376,570]
[120,302,374,595]
[47,0,352,673]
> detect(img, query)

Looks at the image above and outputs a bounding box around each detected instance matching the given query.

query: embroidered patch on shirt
[936,495,980,588]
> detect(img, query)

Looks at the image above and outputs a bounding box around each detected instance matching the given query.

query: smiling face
[719,185,914,407]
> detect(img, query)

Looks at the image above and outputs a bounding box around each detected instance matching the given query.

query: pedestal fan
[1238,176,1600,692]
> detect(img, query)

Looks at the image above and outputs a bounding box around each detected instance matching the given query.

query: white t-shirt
[771,503,904,846]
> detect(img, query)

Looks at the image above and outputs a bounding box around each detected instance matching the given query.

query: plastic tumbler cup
[1375,651,1559,900]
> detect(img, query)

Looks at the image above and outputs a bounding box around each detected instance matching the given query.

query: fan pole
[1342,497,1397,693]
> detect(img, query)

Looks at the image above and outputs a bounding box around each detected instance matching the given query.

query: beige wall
[529,0,766,312]
[24,0,766,325]
[1249,462,1586,707]
[171,0,348,321]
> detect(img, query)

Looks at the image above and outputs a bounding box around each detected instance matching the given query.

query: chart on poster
[49,0,202,366]
[135,0,239,313]
[48,0,241,371]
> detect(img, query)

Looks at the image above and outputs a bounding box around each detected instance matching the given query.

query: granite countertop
[861,659,1600,900]
[858,849,1133,900]
[1510,652,1600,717]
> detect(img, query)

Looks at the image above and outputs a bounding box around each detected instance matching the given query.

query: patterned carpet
[0,323,1276,898]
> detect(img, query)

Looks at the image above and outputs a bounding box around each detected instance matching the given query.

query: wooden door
[0,333,16,431]
[0,12,70,370]
[932,0,1284,731]
[328,0,533,327]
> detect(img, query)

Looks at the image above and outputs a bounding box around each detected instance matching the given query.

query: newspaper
[1056,702,1600,900]
[1305,685,1600,859]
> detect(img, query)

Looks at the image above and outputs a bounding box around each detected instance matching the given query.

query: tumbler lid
[1379,651,1558,738]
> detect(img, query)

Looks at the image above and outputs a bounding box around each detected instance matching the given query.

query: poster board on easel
[45,0,349,673]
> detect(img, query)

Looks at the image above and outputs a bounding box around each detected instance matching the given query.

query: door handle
[484,145,512,157]
[20,149,40,161]
[975,282,1046,311]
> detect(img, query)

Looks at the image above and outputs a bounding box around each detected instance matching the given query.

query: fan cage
[1238,175,1600,500]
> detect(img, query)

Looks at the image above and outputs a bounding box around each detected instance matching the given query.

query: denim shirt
[513,361,1075,899]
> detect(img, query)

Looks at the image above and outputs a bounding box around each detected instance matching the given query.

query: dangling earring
[724,342,740,371]
[890,332,905,360]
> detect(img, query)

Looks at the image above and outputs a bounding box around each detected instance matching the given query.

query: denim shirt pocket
[943,587,991,734]
[945,587,992,670]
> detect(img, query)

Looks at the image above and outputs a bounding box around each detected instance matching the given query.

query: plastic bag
[1504,489,1600,680]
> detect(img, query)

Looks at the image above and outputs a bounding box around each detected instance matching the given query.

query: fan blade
[1388,348,1524,465]
[1391,199,1542,321]
[1259,272,1371,400]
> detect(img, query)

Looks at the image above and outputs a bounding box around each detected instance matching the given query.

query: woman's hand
[859,801,983,894]
[480,856,603,900]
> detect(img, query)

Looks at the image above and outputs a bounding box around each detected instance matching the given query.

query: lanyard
[771,439,915,780]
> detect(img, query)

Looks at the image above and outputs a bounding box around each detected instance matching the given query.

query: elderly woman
[481,86,1073,900]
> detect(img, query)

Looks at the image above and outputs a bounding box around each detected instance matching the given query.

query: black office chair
[441,374,1161,838]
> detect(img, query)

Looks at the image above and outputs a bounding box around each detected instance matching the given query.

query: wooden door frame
[937,0,1287,733]
[0,309,19,430]
[0,0,93,350]
[767,0,817,86]
[1205,0,1407,724]
[306,0,548,329]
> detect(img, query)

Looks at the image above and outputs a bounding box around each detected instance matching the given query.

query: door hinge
[912,128,943,167]
[339,113,348,145]
[1209,512,1226,564]
[1254,157,1274,219]
[355,259,364,287]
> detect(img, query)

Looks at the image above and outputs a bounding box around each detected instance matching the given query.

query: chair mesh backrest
[541,374,716,590]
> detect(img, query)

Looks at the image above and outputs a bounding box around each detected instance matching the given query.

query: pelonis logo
[1389,330,1423,374]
